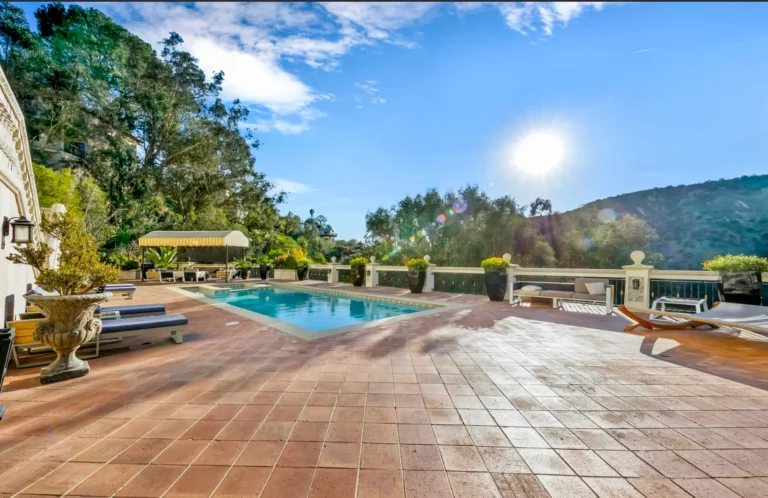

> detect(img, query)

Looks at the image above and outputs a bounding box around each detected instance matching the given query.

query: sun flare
[511,130,566,174]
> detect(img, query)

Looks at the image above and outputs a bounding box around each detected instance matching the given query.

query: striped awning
[138,230,249,248]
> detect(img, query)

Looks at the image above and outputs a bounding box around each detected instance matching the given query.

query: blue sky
[19,2,768,239]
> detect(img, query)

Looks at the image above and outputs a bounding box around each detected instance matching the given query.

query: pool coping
[171,281,466,340]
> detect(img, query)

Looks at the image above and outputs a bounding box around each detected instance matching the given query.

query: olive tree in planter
[7,212,120,384]
[349,257,369,287]
[406,258,428,294]
[481,257,509,302]
[703,254,768,306]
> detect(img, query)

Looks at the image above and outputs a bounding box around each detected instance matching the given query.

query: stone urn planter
[297,265,309,281]
[259,264,271,280]
[25,293,111,384]
[484,269,508,302]
[408,269,426,294]
[718,271,763,305]
[351,266,365,286]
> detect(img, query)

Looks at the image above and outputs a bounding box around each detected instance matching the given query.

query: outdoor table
[650,296,708,319]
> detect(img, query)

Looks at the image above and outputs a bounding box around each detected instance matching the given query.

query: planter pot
[241,271,250,280]
[297,265,309,281]
[119,270,140,281]
[484,269,508,302]
[0,328,14,420]
[259,264,271,280]
[274,269,298,280]
[351,266,365,287]
[408,269,426,294]
[25,293,111,384]
[718,271,763,305]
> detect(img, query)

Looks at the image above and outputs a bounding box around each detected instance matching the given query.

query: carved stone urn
[25,293,111,384]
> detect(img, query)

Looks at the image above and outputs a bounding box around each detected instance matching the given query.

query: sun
[511,130,566,174]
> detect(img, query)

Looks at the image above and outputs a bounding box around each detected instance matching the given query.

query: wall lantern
[631,278,641,290]
[1,216,35,249]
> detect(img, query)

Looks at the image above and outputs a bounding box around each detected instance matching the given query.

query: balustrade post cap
[502,253,512,262]
[331,256,337,263]
[630,251,645,265]
[423,255,431,263]
[370,256,376,263]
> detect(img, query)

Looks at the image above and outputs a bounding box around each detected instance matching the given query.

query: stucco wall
[0,66,41,326]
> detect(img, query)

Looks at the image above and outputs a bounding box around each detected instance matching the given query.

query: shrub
[250,254,270,265]
[702,254,768,272]
[121,259,139,271]
[297,257,312,267]
[7,211,119,295]
[349,257,369,268]
[481,257,508,271]
[273,247,307,269]
[406,258,429,270]
[147,247,177,268]
[235,258,251,271]
[104,252,138,270]
[312,254,327,264]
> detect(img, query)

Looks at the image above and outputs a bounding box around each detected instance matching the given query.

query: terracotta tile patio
[3,281,768,497]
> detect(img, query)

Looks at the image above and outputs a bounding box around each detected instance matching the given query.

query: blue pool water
[191,286,424,332]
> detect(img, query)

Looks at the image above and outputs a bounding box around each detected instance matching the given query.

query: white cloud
[94,2,617,134]
[272,178,317,194]
[632,48,653,54]
[356,80,387,104]
[455,2,614,36]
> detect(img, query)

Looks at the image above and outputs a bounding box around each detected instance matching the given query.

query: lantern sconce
[631,278,641,290]
[1,216,35,250]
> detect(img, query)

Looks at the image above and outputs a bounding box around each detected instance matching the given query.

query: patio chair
[146,270,174,283]
[6,313,186,368]
[184,269,206,282]
[216,269,237,280]
[618,302,768,335]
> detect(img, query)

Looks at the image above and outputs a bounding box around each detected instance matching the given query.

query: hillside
[561,175,768,269]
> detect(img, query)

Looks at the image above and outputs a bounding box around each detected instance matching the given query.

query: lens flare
[447,209,455,216]
[452,199,468,214]
[510,130,566,175]
[598,208,618,223]
[416,229,423,237]
[436,214,447,223]
[409,236,415,242]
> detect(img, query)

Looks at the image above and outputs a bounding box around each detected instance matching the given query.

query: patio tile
[213,467,271,497]
[23,462,101,495]
[448,471,502,497]
[400,444,444,470]
[537,475,596,497]
[195,440,247,466]
[676,449,753,477]
[428,408,462,425]
[517,448,574,475]
[397,407,431,424]
[113,438,172,464]
[557,450,619,477]
[440,445,487,471]
[718,477,768,498]
[236,441,285,466]
[166,465,228,498]
[116,464,186,497]
[502,427,550,448]
[398,424,436,445]
[403,470,452,498]
[635,450,707,478]
[318,442,360,468]
[362,443,401,469]
[583,477,644,498]
[363,423,399,443]
[290,421,329,441]
[433,425,473,445]
[333,406,365,423]
[278,441,323,467]
[365,407,397,424]
[69,463,143,497]
[253,421,294,441]
[627,477,691,497]
[310,468,357,497]
[260,467,314,498]
[154,439,209,465]
[673,478,742,498]
[357,469,404,497]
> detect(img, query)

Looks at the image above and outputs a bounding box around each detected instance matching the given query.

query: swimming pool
[181,284,436,337]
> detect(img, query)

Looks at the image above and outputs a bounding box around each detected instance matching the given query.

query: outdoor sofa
[511,277,614,314]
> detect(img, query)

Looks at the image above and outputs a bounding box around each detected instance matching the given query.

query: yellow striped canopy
[138,230,249,248]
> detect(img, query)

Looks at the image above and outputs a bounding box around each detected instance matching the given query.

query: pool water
[191,286,424,332]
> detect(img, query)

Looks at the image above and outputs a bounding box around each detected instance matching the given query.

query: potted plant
[702,254,768,305]
[7,211,120,384]
[251,255,271,280]
[147,247,177,269]
[235,259,251,280]
[0,327,14,419]
[481,257,509,302]
[406,258,429,293]
[296,257,312,281]
[349,257,369,286]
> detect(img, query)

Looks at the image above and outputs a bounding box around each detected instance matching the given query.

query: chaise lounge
[98,283,136,299]
[511,277,614,314]
[619,302,768,335]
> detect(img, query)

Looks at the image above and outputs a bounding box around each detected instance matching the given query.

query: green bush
[481,257,508,271]
[406,258,429,270]
[702,254,768,272]
[349,257,369,268]
[250,254,270,265]
[297,257,312,267]
[235,258,251,271]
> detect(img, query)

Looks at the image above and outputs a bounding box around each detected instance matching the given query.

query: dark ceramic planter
[718,271,763,305]
[352,266,365,286]
[297,265,309,281]
[241,270,250,280]
[259,264,271,280]
[408,269,426,294]
[1,328,16,420]
[484,269,508,302]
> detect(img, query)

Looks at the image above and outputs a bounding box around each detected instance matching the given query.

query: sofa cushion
[102,314,187,334]
[515,289,541,297]
[585,281,606,295]
[570,292,607,302]
[100,304,166,316]
[541,290,574,299]
[575,278,610,294]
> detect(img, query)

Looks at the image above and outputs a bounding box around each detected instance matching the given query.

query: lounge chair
[184,270,206,282]
[6,313,186,368]
[145,270,175,283]
[99,283,136,299]
[216,269,238,280]
[19,304,165,321]
[619,302,768,335]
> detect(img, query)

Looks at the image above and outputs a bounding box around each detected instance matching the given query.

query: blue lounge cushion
[100,304,166,316]
[102,314,187,334]
[104,284,136,290]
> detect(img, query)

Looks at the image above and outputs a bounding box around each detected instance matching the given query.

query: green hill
[562,175,768,269]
